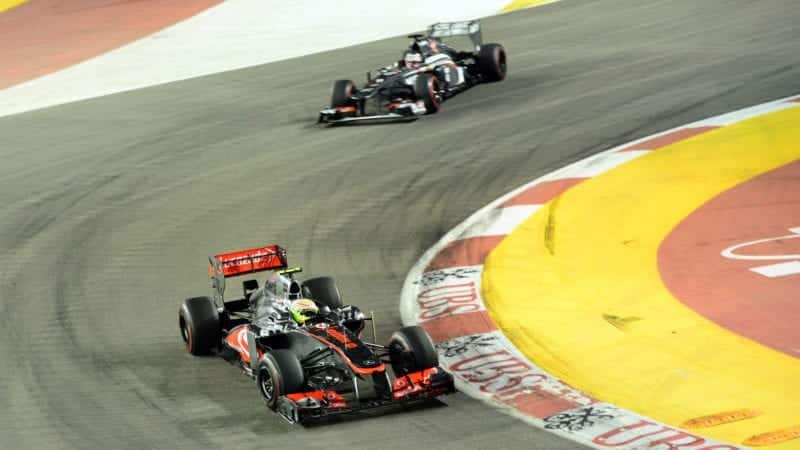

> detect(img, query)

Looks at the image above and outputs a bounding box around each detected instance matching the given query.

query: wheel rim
[259,370,275,402]
[179,318,189,343]
[179,316,193,353]
[390,334,415,373]
[428,77,441,108]
[498,51,507,76]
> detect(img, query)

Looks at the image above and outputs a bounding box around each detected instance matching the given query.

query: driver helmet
[403,51,423,68]
[288,299,319,325]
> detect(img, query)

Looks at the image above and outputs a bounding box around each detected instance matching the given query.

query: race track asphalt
[0,0,798,448]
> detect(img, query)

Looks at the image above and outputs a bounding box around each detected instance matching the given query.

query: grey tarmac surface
[1,0,798,448]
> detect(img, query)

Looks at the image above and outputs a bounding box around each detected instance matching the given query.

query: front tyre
[388,325,439,375]
[257,349,305,410]
[414,73,442,114]
[475,43,507,82]
[179,296,220,356]
[331,79,356,108]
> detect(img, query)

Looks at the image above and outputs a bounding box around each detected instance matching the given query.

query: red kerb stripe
[504,386,594,418]
[503,178,587,207]
[425,236,505,271]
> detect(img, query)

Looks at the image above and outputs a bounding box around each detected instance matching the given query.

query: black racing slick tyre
[388,326,439,375]
[331,79,356,107]
[179,296,220,356]
[414,73,441,114]
[257,350,306,410]
[302,276,343,309]
[476,43,507,82]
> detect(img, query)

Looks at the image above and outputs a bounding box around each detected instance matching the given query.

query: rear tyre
[414,73,441,114]
[257,350,306,410]
[388,326,439,375]
[331,79,356,107]
[179,296,220,356]
[475,43,507,82]
[302,276,343,309]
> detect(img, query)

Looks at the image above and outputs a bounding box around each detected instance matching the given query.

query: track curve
[0,0,798,448]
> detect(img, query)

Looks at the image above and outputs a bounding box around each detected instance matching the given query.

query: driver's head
[427,38,439,53]
[288,299,319,325]
[404,51,423,68]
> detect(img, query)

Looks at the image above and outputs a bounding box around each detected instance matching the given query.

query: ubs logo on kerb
[721,227,800,278]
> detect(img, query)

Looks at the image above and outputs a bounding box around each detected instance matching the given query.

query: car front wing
[275,366,455,424]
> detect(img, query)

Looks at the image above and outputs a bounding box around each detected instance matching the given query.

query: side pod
[246,329,259,374]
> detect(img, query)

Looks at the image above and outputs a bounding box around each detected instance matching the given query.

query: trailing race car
[318,20,506,125]
[178,244,455,424]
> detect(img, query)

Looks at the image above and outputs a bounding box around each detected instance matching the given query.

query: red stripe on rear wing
[209,245,287,277]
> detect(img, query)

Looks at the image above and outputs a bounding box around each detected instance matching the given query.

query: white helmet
[404,51,423,68]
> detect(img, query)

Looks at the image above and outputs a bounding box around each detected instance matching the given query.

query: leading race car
[318,20,506,125]
[178,244,455,424]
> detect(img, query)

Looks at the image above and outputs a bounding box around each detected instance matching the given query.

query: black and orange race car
[178,244,455,424]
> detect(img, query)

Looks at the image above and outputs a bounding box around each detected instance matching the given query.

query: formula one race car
[178,244,455,424]
[318,20,506,125]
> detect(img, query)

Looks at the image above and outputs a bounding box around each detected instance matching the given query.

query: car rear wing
[208,245,287,305]
[209,244,287,278]
[427,20,483,51]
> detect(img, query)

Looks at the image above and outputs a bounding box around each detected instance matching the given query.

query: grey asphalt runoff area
[1,0,798,448]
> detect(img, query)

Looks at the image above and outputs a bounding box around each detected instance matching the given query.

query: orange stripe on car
[302,331,386,375]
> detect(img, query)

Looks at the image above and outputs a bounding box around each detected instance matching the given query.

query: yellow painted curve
[0,0,27,13]
[501,0,557,13]
[483,106,800,448]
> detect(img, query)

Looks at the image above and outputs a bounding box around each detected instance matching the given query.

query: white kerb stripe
[459,205,541,240]
[540,150,649,181]
[691,101,797,127]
